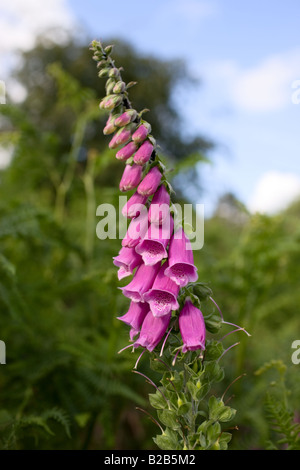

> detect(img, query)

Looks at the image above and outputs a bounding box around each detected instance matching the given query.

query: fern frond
[264,392,300,450]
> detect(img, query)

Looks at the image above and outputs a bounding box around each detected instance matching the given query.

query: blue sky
[1,0,300,215]
[68,0,300,215]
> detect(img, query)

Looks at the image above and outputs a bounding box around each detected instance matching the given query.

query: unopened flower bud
[106,78,116,95]
[119,164,143,192]
[116,141,138,161]
[132,123,151,144]
[98,68,110,78]
[100,94,123,111]
[137,166,162,196]
[103,114,117,135]
[133,140,154,165]
[104,45,114,55]
[109,67,120,78]
[113,81,126,94]
[109,123,136,149]
[114,109,138,127]
[96,59,108,68]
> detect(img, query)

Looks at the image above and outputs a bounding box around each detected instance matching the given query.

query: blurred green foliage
[0,36,300,450]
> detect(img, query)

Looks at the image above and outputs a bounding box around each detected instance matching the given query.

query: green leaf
[204,341,224,362]
[204,313,222,334]
[208,396,236,423]
[149,391,168,410]
[157,409,181,430]
[219,432,233,450]
[207,421,221,446]
[186,381,199,401]
[153,428,179,450]
[177,402,192,416]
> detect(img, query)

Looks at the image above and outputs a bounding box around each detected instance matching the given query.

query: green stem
[54,115,87,223]
[83,150,97,260]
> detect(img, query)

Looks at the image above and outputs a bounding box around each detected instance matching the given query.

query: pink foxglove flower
[122,210,149,248]
[178,299,206,352]
[132,123,151,144]
[121,262,160,303]
[117,301,149,340]
[137,166,162,196]
[148,185,170,225]
[119,164,143,192]
[121,191,148,218]
[133,140,154,165]
[116,141,138,161]
[113,246,143,280]
[164,227,198,287]
[143,261,180,317]
[134,310,171,352]
[135,216,174,266]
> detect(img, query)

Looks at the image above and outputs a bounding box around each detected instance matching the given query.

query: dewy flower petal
[121,262,160,303]
[119,164,143,192]
[133,140,154,165]
[148,185,170,225]
[143,261,180,317]
[179,299,206,352]
[164,227,198,287]
[117,301,149,340]
[113,246,143,280]
[134,310,171,352]
[135,216,174,266]
[122,191,148,218]
[137,166,162,196]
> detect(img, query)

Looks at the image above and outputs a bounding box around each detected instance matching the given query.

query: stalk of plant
[91,40,250,450]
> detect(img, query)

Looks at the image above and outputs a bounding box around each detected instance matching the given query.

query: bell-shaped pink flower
[113,246,143,280]
[135,216,174,266]
[116,141,138,161]
[120,262,160,303]
[179,299,206,352]
[143,262,180,317]
[148,185,170,225]
[117,301,149,340]
[119,164,143,192]
[122,191,148,218]
[137,166,162,196]
[133,140,154,165]
[164,227,198,287]
[134,310,171,352]
[122,210,149,248]
[132,123,151,144]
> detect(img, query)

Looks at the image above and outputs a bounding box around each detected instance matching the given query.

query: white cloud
[203,49,300,113]
[232,52,300,112]
[248,171,300,214]
[0,0,75,76]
